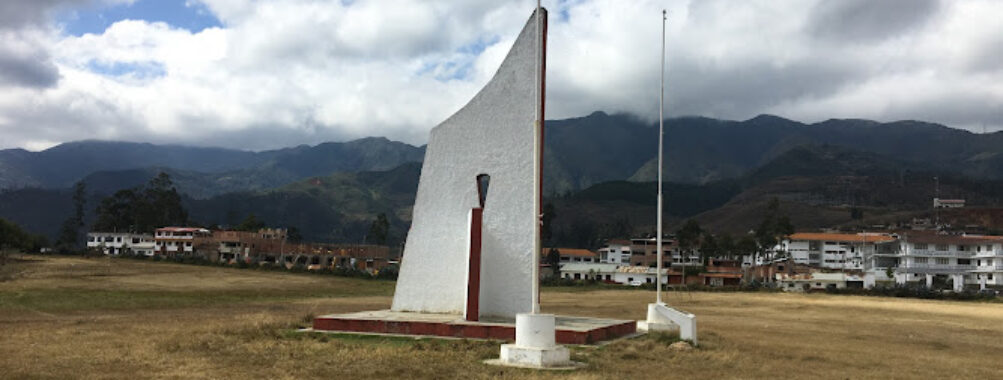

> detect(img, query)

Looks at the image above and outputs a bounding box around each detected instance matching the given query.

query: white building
[613,265,669,286]
[559,263,619,282]
[867,233,1003,291]
[933,198,965,208]
[768,231,1003,291]
[777,232,898,270]
[629,237,700,268]
[86,232,155,256]
[154,227,211,255]
[598,240,632,264]
[776,272,865,292]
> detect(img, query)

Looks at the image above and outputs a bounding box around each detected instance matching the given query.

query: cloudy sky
[0,0,1000,151]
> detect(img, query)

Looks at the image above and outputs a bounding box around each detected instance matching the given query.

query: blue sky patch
[58,0,222,36]
[86,60,167,79]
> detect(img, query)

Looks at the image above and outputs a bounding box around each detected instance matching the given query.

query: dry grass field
[2,255,1003,379]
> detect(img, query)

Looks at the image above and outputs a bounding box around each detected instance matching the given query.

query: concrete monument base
[637,303,698,346]
[491,313,578,369]
[313,310,635,345]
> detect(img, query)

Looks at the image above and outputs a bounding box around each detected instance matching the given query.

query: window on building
[958,245,967,251]
[958,259,971,265]
[915,257,928,264]
[935,258,948,265]
[990,274,995,280]
[914,243,928,250]
[88,236,95,242]
[186,242,192,247]
[935,244,948,251]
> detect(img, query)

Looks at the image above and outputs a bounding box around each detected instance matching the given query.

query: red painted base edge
[313,316,636,345]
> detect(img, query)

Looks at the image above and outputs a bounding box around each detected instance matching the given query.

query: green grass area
[0,256,395,313]
[0,286,387,313]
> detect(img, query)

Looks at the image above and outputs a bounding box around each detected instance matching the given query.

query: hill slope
[4,113,1001,198]
[0,137,425,193]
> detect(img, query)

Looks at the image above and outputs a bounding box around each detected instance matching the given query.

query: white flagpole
[656,9,666,305]
[531,0,543,315]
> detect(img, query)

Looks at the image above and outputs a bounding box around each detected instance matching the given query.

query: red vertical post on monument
[465,207,483,321]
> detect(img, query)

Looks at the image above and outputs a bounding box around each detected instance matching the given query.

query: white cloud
[0,0,1001,151]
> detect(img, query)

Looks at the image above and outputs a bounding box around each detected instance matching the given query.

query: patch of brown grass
[2,256,1003,379]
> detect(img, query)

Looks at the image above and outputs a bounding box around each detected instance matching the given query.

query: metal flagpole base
[637,303,698,346]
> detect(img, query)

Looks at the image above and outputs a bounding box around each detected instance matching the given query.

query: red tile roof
[549,248,597,257]
[788,232,896,243]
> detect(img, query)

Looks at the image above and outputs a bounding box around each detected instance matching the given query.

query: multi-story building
[279,243,391,273]
[777,232,898,270]
[86,232,155,256]
[769,231,1003,291]
[546,247,599,264]
[212,228,288,263]
[154,227,212,256]
[629,237,700,268]
[598,240,632,264]
[865,232,1003,291]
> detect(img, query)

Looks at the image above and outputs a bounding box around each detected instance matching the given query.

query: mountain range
[1,112,1001,246]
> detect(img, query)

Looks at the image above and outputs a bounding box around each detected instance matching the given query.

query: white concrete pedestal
[637,303,698,346]
[488,313,578,369]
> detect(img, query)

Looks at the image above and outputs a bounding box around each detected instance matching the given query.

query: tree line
[1,217,49,267]
[677,198,794,265]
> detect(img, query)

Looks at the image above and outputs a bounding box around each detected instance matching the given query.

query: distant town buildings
[87,232,154,256]
[933,198,966,208]
[768,231,1003,292]
[88,226,392,274]
[547,230,1003,292]
[154,227,212,255]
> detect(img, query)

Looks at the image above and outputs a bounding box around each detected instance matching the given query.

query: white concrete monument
[313,7,630,363]
[391,8,547,320]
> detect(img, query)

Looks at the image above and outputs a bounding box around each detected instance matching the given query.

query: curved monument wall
[391,9,546,318]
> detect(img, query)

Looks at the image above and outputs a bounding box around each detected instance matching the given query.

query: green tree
[93,173,188,233]
[546,247,561,278]
[57,182,86,253]
[286,226,303,243]
[736,235,759,261]
[717,233,735,259]
[143,172,187,228]
[367,213,389,245]
[93,189,139,232]
[1,218,47,266]
[754,198,795,266]
[676,219,703,262]
[235,213,265,232]
[700,234,719,264]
